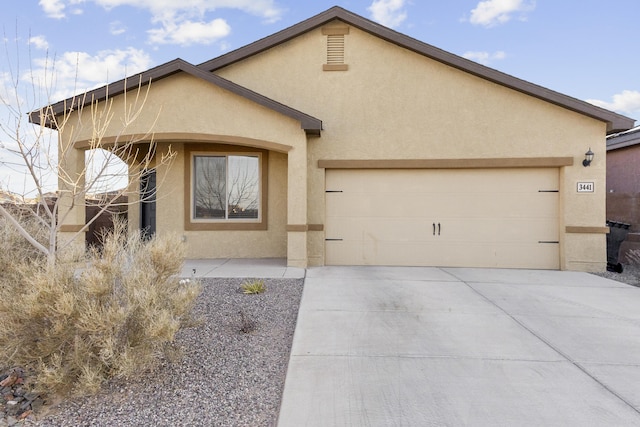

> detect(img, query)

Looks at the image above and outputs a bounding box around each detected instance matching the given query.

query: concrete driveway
[277,267,640,426]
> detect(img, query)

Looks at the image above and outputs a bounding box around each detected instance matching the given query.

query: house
[607,125,640,230]
[31,6,635,271]
[606,125,640,263]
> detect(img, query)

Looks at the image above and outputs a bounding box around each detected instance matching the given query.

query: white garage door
[325,168,560,269]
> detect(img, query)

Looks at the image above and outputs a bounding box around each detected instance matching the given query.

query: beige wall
[57,72,309,261]
[56,22,610,271]
[151,143,289,258]
[216,22,609,271]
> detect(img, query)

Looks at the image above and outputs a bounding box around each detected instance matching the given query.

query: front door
[140,169,156,239]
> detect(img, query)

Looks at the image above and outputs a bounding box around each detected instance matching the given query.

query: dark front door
[140,169,156,239]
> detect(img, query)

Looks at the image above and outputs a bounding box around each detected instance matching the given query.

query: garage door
[325,168,559,269]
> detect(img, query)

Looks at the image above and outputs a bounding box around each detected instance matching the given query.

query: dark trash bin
[606,220,630,273]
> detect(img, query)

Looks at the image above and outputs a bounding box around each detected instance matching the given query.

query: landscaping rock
[0,368,45,425]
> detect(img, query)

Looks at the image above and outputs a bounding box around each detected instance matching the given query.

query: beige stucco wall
[152,142,289,258]
[215,22,609,271]
[55,22,611,271]
[57,72,309,261]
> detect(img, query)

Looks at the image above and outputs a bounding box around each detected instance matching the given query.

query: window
[193,154,261,221]
[185,144,268,231]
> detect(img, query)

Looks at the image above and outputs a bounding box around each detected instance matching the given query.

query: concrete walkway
[180,258,305,279]
[277,266,640,426]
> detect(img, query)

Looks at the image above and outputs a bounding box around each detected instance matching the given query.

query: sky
[1,0,639,194]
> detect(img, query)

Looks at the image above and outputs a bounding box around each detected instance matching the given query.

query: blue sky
[2,0,639,117]
[1,0,639,194]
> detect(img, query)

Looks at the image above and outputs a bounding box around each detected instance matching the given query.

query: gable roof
[29,58,322,136]
[199,6,635,134]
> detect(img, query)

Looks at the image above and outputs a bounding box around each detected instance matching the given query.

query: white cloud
[39,0,85,18]
[29,36,50,50]
[29,47,152,102]
[109,21,127,35]
[587,90,640,116]
[148,18,231,46]
[39,0,66,19]
[468,0,536,27]
[40,0,283,45]
[368,0,408,28]
[94,0,282,23]
[462,50,506,66]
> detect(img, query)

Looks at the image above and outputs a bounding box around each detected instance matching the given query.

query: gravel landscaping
[592,264,640,287]
[28,277,304,427]
[3,265,638,426]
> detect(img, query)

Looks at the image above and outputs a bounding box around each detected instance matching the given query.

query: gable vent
[322,25,349,71]
[327,34,345,65]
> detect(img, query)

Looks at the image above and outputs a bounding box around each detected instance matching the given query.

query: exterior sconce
[582,148,594,167]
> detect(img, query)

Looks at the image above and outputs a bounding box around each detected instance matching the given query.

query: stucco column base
[563,233,607,272]
[287,231,308,268]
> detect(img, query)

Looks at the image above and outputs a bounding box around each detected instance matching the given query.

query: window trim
[184,144,268,231]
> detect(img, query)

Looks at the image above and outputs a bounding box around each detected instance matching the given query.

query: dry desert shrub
[627,249,640,266]
[0,220,201,396]
[0,204,49,281]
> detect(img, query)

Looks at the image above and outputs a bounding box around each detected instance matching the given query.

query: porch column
[57,145,86,254]
[286,143,308,268]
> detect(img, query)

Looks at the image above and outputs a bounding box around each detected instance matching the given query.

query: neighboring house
[85,193,128,248]
[606,125,640,230]
[606,126,640,264]
[31,7,635,271]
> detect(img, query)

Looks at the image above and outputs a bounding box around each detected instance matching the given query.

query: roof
[29,59,323,136]
[31,6,634,136]
[607,125,640,151]
[200,6,635,134]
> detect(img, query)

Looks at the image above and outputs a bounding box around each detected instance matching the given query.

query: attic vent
[322,25,349,71]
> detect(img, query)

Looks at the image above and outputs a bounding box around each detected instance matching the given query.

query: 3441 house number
[577,182,594,193]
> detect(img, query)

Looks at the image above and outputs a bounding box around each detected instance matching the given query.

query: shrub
[0,204,49,282]
[238,309,257,334]
[0,221,201,396]
[627,249,640,266]
[241,279,266,294]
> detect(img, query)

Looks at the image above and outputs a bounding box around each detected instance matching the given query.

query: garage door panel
[327,190,558,219]
[327,169,558,193]
[440,218,559,242]
[325,168,560,269]
[330,241,559,269]
[327,218,558,244]
[437,242,559,269]
[422,193,558,218]
[326,217,435,241]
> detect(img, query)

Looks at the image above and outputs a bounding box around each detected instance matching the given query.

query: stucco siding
[215,23,609,270]
[52,15,615,270]
[58,71,303,260]
[151,143,288,259]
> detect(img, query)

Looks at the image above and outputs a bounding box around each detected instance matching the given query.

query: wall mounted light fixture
[582,148,594,167]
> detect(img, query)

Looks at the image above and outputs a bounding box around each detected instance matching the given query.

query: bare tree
[0,37,175,268]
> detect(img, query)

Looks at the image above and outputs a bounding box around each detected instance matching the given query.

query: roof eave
[607,126,640,151]
[29,58,323,135]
